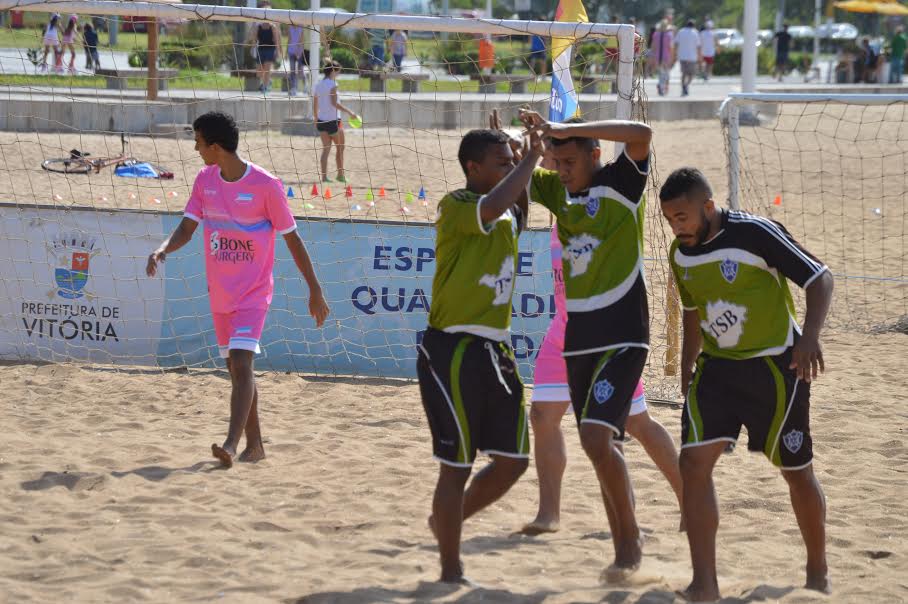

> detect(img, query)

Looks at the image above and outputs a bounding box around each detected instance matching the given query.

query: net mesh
[0,6,680,397]
[724,98,908,333]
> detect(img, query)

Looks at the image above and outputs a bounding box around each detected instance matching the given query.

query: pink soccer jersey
[550,225,567,321]
[183,162,297,313]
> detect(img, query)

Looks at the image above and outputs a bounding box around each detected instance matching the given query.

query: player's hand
[309,288,330,328]
[790,333,825,383]
[526,124,545,157]
[146,251,165,277]
[488,108,503,131]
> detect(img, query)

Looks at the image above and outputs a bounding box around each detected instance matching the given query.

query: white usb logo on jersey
[479,256,515,305]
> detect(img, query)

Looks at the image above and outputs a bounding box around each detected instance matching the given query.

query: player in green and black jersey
[418,125,544,584]
[660,167,833,601]
[520,111,653,581]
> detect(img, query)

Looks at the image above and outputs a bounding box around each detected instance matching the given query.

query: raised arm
[479,127,544,224]
[519,110,651,162]
[283,231,330,327]
[146,217,197,277]
[549,119,652,162]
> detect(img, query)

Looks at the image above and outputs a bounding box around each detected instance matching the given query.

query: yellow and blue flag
[549,0,588,122]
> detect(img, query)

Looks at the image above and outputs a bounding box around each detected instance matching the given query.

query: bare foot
[805,571,831,594]
[600,537,643,584]
[519,519,560,536]
[238,445,266,463]
[675,581,721,602]
[211,443,235,468]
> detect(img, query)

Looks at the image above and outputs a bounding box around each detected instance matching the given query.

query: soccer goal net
[722,93,908,333]
[0,1,679,395]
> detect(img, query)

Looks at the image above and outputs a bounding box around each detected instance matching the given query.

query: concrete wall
[0,92,721,135]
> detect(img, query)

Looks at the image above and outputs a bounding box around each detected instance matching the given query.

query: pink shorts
[532,314,646,415]
[212,307,268,358]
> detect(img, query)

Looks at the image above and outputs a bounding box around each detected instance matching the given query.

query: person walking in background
[773,23,792,82]
[699,19,716,81]
[313,60,360,184]
[60,14,78,74]
[82,21,100,72]
[530,29,547,76]
[478,32,495,75]
[651,20,674,96]
[366,28,386,68]
[674,19,700,96]
[390,29,408,71]
[39,13,61,73]
[889,26,906,83]
[249,3,281,94]
[286,24,309,96]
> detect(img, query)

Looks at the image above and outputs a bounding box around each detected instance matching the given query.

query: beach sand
[1,117,906,602]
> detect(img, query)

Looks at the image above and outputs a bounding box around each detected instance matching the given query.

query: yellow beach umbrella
[834,0,908,14]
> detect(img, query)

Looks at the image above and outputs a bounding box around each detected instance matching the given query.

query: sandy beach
[1,116,906,602]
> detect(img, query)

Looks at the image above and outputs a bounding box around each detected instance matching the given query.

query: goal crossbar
[0,0,633,39]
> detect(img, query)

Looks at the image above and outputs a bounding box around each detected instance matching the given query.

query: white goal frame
[721,92,908,211]
[0,0,637,122]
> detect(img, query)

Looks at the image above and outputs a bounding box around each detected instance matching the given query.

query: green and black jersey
[670,210,828,360]
[529,150,650,355]
[427,188,525,342]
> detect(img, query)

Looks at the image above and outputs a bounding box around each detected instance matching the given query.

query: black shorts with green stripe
[566,346,648,439]
[683,346,813,469]
[417,328,529,467]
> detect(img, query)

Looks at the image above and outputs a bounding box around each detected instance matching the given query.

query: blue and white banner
[0,205,556,382]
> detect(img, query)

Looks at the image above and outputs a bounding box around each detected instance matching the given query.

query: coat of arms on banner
[48,234,99,299]
[719,258,738,283]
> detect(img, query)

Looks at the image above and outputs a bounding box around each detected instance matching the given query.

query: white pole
[813,0,821,73]
[742,0,759,93]
[309,0,319,95]
[614,23,634,156]
[725,99,741,210]
[485,0,492,19]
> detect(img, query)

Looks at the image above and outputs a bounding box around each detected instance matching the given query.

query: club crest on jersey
[585,198,599,217]
[783,429,804,454]
[593,379,614,404]
[719,258,738,283]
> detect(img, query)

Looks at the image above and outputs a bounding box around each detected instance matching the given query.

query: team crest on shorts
[782,429,804,453]
[593,379,614,404]
[719,258,739,283]
[585,198,599,217]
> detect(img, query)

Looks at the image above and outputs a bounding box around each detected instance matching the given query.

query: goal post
[721,92,908,331]
[0,0,684,394]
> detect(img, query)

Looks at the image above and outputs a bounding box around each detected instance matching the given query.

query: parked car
[786,25,815,40]
[757,29,773,46]
[714,28,744,49]
[817,22,859,40]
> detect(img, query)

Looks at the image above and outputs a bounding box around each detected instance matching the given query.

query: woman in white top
[40,13,61,72]
[313,60,359,184]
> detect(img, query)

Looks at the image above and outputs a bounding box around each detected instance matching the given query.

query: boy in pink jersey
[522,149,684,534]
[147,112,329,468]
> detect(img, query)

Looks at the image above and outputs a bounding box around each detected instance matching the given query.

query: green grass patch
[0,69,243,91]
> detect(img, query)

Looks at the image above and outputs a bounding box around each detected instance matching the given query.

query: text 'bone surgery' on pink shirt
[183,162,297,313]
